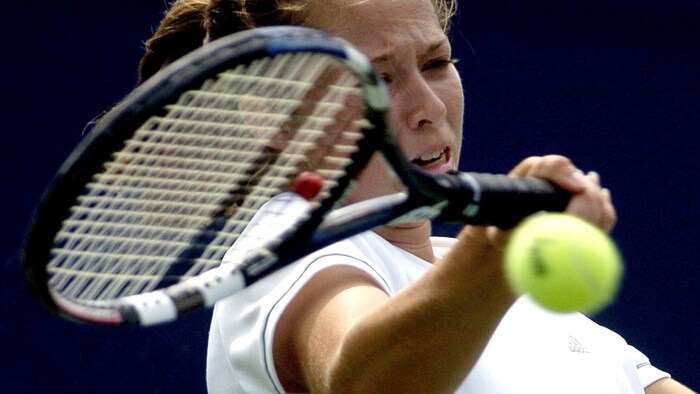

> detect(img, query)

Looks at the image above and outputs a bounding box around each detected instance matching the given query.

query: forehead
[303,0,444,56]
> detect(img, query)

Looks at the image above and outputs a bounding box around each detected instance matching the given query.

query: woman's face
[304,0,465,203]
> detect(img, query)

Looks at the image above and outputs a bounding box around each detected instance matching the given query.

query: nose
[401,74,447,130]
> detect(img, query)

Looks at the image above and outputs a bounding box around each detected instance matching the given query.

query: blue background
[2,1,698,392]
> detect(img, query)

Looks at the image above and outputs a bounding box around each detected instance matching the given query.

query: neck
[375,220,435,263]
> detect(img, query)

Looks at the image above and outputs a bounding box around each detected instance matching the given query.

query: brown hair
[204,0,458,41]
[138,0,458,83]
[137,0,209,84]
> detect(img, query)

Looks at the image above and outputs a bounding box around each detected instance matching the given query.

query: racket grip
[442,172,571,229]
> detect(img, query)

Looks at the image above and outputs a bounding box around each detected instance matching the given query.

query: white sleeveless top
[206,194,668,393]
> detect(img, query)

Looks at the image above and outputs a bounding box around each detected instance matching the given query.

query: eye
[423,58,459,72]
[379,73,394,84]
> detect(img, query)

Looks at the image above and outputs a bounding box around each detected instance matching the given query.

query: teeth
[419,150,443,162]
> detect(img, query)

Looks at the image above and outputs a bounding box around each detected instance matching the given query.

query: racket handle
[441,172,571,229]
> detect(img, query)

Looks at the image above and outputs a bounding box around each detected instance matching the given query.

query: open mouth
[411,147,449,169]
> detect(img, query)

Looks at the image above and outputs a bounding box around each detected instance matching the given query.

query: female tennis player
[135,0,695,393]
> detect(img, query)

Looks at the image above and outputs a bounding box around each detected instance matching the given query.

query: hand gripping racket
[22,26,570,326]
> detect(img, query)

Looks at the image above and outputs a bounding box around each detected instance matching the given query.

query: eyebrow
[370,39,449,64]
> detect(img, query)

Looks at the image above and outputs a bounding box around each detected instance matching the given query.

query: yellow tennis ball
[504,213,624,315]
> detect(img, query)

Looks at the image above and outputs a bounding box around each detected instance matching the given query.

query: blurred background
[2,1,698,392]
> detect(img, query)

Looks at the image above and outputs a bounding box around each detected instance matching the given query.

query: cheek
[443,72,465,129]
[442,75,465,153]
[386,93,403,130]
[449,91,464,148]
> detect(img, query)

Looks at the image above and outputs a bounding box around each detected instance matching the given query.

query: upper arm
[645,377,697,394]
[273,264,389,392]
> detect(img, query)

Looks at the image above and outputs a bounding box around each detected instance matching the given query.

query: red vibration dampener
[292,171,324,201]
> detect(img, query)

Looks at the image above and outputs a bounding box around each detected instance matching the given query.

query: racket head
[22,26,390,324]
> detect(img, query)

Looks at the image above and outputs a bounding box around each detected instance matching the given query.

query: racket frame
[22,26,570,326]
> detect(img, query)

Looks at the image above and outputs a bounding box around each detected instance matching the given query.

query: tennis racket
[22,26,570,326]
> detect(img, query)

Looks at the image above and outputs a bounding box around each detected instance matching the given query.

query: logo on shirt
[568,335,591,354]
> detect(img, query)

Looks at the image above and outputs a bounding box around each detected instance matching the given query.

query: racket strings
[48,52,368,305]
[192,61,364,269]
